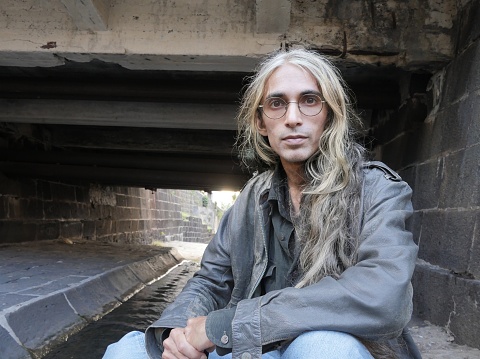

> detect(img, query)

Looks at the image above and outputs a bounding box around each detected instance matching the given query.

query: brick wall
[369,0,480,348]
[0,174,217,245]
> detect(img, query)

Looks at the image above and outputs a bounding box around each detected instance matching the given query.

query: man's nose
[284,102,303,126]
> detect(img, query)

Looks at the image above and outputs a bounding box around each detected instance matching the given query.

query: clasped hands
[162,316,215,359]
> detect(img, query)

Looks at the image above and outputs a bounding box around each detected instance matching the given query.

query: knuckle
[177,341,188,352]
[171,328,182,338]
[163,339,171,350]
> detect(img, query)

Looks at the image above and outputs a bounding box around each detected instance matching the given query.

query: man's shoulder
[240,170,274,193]
[228,170,273,218]
[361,161,412,201]
[362,161,402,182]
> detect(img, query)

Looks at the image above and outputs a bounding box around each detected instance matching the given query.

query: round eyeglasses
[258,94,326,119]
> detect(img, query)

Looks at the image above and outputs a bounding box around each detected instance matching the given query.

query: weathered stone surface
[60,0,109,31]
[289,0,455,70]
[50,182,76,202]
[418,209,476,274]
[64,276,122,322]
[6,292,86,351]
[378,131,410,169]
[466,91,480,147]
[0,176,217,246]
[405,115,442,166]
[37,221,60,241]
[439,147,480,209]
[0,0,455,71]
[413,261,480,348]
[36,180,52,201]
[370,110,409,146]
[60,221,83,239]
[255,0,291,34]
[44,201,72,220]
[0,324,30,359]
[469,210,480,279]
[456,0,480,53]
[442,39,480,104]
[0,241,181,356]
[0,175,37,198]
[437,101,470,154]
[412,159,442,210]
[0,293,36,312]
[0,196,8,219]
[0,221,37,243]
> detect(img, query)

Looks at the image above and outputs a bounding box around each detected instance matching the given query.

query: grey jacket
[146,161,420,359]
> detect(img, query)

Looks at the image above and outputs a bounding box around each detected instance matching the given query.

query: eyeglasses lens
[262,94,324,119]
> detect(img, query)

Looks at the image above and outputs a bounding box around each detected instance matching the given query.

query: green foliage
[202,195,209,207]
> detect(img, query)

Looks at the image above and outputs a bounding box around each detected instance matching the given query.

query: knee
[102,331,146,359]
[282,331,373,359]
[291,330,361,347]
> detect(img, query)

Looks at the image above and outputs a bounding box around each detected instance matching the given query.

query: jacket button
[241,353,251,359]
[221,333,229,345]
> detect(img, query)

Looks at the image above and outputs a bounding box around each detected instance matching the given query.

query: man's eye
[302,95,318,105]
[268,98,284,109]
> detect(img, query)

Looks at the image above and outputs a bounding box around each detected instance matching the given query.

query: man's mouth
[283,135,307,144]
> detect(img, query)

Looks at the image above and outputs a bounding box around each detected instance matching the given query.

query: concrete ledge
[0,325,30,359]
[0,243,181,359]
[6,292,88,357]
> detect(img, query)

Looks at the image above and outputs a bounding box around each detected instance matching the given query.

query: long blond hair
[236,48,365,286]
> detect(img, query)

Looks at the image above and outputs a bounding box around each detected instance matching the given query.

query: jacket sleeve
[228,168,418,359]
[145,206,236,358]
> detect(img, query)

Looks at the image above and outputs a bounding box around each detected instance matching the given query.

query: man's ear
[256,114,268,136]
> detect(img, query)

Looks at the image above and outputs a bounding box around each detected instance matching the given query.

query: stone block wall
[408,36,480,348]
[154,189,216,243]
[369,0,480,348]
[0,174,216,245]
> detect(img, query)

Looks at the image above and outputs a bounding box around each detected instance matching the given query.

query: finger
[168,328,207,359]
[161,350,182,359]
[163,335,189,359]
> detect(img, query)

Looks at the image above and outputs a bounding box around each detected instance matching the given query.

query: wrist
[205,309,235,349]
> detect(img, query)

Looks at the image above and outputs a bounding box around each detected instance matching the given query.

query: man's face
[257,63,329,171]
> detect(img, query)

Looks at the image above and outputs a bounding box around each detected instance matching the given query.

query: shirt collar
[268,165,292,221]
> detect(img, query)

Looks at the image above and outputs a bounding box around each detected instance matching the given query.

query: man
[103,49,420,359]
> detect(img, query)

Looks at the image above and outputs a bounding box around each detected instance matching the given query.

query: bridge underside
[0,61,416,191]
[0,0,456,191]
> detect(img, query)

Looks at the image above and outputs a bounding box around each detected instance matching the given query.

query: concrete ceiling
[0,0,458,191]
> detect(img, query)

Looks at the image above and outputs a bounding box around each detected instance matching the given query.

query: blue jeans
[103,330,374,359]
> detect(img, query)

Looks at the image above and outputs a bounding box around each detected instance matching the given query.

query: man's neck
[281,161,306,216]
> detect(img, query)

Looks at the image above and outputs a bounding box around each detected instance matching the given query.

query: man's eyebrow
[265,92,285,99]
[300,90,323,96]
[265,90,322,99]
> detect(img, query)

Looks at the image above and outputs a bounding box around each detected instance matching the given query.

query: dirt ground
[155,240,208,262]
